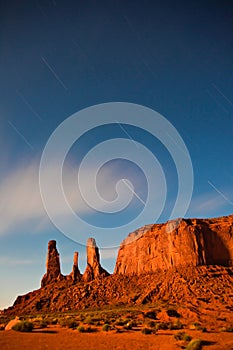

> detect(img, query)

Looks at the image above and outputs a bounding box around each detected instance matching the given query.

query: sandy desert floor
[0,327,233,350]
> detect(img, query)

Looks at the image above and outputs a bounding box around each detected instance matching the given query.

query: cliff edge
[114,215,233,275]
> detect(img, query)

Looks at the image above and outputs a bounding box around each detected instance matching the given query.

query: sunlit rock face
[69,252,82,282]
[41,240,63,287]
[83,238,109,282]
[114,215,233,275]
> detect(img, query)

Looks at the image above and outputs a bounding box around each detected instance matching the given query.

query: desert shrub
[38,320,48,328]
[189,322,202,330]
[85,326,96,333]
[220,325,233,332]
[169,319,183,330]
[0,316,10,325]
[174,331,192,341]
[123,320,136,330]
[77,326,85,332]
[102,324,111,332]
[219,326,227,332]
[48,318,58,325]
[12,321,34,332]
[59,317,78,329]
[185,339,202,350]
[183,333,192,342]
[167,309,180,318]
[200,327,207,332]
[146,320,155,328]
[155,322,169,330]
[141,327,152,335]
[174,331,185,340]
[144,311,157,319]
[115,318,130,326]
[126,320,137,329]
[83,316,95,325]
[103,317,112,325]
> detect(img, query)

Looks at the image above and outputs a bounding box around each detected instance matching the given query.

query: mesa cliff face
[114,215,233,275]
[4,214,233,318]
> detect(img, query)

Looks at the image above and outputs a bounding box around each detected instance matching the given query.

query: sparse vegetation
[83,316,94,325]
[155,322,169,330]
[174,331,192,342]
[85,326,97,333]
[219,326,233,332]
[146,319,155,328]
[189,322,202,330]
[12,321,34,332]
[77,325,85,333]
[144,310,157,319]
[115,318,131,326]
[102,323,111,332]
[58,317,78,328]
[169,319,183,330]
[185,339,202,350]
[123,320,136,330]
[166,308,180,318]
[38,320,48,328]
[141,327,152,335]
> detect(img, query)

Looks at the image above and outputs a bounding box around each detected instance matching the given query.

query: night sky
[0,0,233,309]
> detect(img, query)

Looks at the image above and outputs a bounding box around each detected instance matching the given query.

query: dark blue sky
[0,0,233,309]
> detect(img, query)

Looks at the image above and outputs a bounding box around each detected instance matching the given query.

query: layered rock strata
[114,215,233,275]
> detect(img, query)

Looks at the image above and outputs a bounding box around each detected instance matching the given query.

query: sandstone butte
[41,237,109,287]
[115,215,233,274]
[4,214,233,316]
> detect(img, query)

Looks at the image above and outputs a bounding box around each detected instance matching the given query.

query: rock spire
[83,238,109,282]
[41,240,62,287]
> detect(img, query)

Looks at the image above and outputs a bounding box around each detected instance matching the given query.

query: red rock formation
[115,215,233,275]
[41,240,63,287]
[69,252,82,282]
[83,238,109,282]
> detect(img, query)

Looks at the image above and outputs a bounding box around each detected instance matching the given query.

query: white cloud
[187,189,232,217]
[0,257,36,266]
[0,159,143,236]
[99,248,118,260]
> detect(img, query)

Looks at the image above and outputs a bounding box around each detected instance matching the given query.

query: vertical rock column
[70,252,82,282]
[83,238,109,282]
[41,240,62,287]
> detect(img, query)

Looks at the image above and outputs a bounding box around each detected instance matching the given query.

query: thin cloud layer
[187,189,233,217]
[0,159,144,236]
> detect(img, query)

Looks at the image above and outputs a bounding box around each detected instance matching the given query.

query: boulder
[5,317,21,330]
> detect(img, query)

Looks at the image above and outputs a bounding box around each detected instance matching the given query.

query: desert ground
[1,326,233,350]
[2,217,233,350]
[1,303,233,350]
